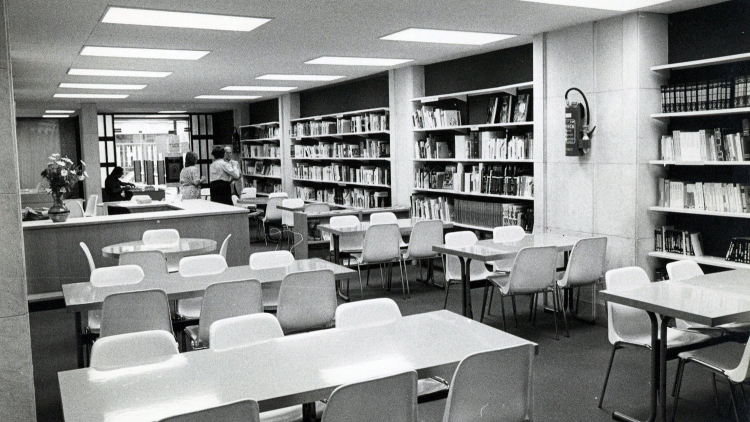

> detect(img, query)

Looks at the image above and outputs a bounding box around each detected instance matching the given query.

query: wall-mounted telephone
[565,87,595,156]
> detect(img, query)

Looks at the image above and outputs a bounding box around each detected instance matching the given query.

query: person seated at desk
[104,166,135,202]
[209,146,240,206]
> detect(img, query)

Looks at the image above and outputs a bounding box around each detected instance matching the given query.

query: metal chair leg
[730,382,741,422]
[366,266,370,286]
[552,287,560,341]
[558,286,570,338]
[713,373,721,416]
[499,294,507,331]
[671,358,686,422]
[511,296,519,328]
[487,286,495,316]
[443,281,451,309]
[399,258,409,300]
[480,280,490,323]
[598,344,620,408]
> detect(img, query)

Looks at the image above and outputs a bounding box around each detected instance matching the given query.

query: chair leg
[399,258,409,300]
[480,280,490,323]
[528,293,535,322]
[500,294,507,331]
[511,296,518,328]
[552,287,560,341]
[487,285,494,316]
[443,281,452,309]
[558,286,570,338]
[366,266,371,286]
[598,344,620,408]
[713,373,721,417]
[671,358,686,422]
[532,293,539,326]
[730,383,741,422]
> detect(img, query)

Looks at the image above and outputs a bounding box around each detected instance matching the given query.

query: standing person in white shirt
[209,146,240,205]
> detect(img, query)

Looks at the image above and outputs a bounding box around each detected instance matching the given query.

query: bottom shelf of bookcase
[648,251,750,270]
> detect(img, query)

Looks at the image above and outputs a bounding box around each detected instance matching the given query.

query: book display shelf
[648,51,750,270]
[240,121,283,195]
[410,82,535,233]
[289,107,392,209]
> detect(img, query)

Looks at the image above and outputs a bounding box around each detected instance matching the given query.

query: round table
[102,238,217,259]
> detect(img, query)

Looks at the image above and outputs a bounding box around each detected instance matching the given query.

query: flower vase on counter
[41,153,88,223]
[47,191,69,223]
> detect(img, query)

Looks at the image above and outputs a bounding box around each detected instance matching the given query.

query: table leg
[459,257,473,319]
[75,311,84,368]
[302,402,316,422]
[333,234,349,302]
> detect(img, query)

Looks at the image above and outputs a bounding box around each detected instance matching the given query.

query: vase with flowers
[41,153,87,222]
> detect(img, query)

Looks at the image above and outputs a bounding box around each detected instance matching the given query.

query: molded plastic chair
[66,200,85,218]
[220,234,232,258]
[241,187,257,199]
[157,400,261,422]
[322,370,417,422]
[100,289,173,338]
[119,250,168,277]
[556,236,608,322]
[269,192,288,199]
[250,250,295,310]
[335,298,402,329]
[443,231,495,310]
[666,260,703,282]
[351,224,408,299]
[176,255,229,320]
[491,226,526,273]
[277,269,337,334]
[281,198,305,228]
[90,330,178,371]
[183,279,263,350]
[86,265,146,335]
[442,345,535,422]
[329,215,364,262]
[369,212,398,225]
[305,203,330,214]
[231,195,239,206]
[598,267,711,409]
[79,242,96,274]
[263,194,288,245]
[84,195,98,217]
[209,313,284,351]
[142,229,180,246]
[402,220,444,286]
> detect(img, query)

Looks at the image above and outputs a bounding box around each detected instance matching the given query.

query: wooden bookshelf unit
[240,121,283,195]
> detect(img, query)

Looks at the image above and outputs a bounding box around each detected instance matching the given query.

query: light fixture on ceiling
[195,95,262,100]
[381,28,516,45]
[221,86,297,92]
[102,7,271,32]
[54,93,129,99]
[256,74,345,82]
[43,115,70,118]
[45,110,75,114]
[519,0,672,11]
[68,68,172,78]
[80,46,209,60]
[59,83,147,90]
[305,56,413,66]
[158,110,186,113]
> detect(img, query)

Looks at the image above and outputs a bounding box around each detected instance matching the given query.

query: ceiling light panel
[68,68,172,78]
[519,0,672,11]
[305,56,413,66]
[158,111,186,113]
[59,83,146,90]
[381,28,516,45]
[102,7,271,32]
[221,86,297,92]
[45,110,75,114]
[43,115,70,118]
[54,93,129,99]
[80,46,209,60]
[195,95,262,100]
[256,74,345,81]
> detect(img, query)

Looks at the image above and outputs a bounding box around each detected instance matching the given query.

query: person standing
[179,151,205,200]
[209,145,240,205]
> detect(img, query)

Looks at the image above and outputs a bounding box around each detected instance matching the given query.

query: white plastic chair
[249,250,294,310]
[305,203,330,213]
[87,265,145,334]
[269,192,288,199]
[263,195,288,245]
[66,200,85,218]
[200,188,211,200]
[231,195,239,206]
[666,260,703,282]
[241,187,257,199]
[175,255,229,320]
[209,313,284,351]
[329,215,364,263]
[79,242,96,274]
[142,229,180,246]
[281,198,305,228]
[598,267,711,409]
[157,400,260,422]
[443,231,495,310]
[100,289,173,338]
[556,236,608,322]
[119,250,169,278]
[442,345,535,422]
[351,224,408,299]
[322,370,417,422]
[335,298,402,330]
[277,269,337,334]
[370,212,398,225]
[402,220,444,286]
[90,330,178,371]
[84,195,98,217]
[219,234,231,258]
[491,226,526,273]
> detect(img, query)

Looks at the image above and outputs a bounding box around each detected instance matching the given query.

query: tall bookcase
[289,107,392,209]
[239,121,282,196]
[410,82,535,232]
[647,52,750,271]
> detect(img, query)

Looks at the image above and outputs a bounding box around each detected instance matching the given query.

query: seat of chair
[87,311,102,333]
[677,341,745,373]
[417,377,449,398]
[249,210,263,218]
[401,250,439,261]
[619,328,712,349]
[447,267,496,284]
[349,252,403,264]
[176,298,202,320]
[493,258,514,274]
[183,325,203,349]
[556,272,600,288]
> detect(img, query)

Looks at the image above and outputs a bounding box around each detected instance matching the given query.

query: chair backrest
[666,260,703,281]
[265,197,285,221]
[85,195,98,217]
[305,203,330,214]
[604,267,653,345]
[231,195,239,206]
[335,298,401,329]
[249,250,294,269]
[200,188,210,199]
[506,246,559,294]
[492,226,526,243]
[560,237,608,287]
[219,234,231,258]
[66,200,85,218]
[406,219,443,259]
[179,254,228,277]
[209,313,284,351]
[277,269,336,334]
[444,231,489,281]
[119,251,168,277]
[142,229,180,246]
[79,242,96,274]
[240,187,257,199]
[361,224,401,263]
[90,265,144,287]
[268,192,288,199]
[322,370,417,422]
[727,342,750,383]
[329,215,364,252]
[370,212,397,225]
[282,198,305,227]
[157,400,260,422]
[198,280,263,346]
[100,289,173,338]
[90,330,178,371]
[443,345,535,422]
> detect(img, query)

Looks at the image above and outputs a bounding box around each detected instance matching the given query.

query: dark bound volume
[157,160,166,185]
[133,160,143,183]
[145,161,155,185]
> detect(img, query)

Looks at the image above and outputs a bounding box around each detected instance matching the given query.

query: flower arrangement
[41,153,87,196]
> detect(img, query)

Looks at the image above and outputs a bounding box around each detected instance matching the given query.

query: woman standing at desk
[209,146,240,206]
[179,151,205,200]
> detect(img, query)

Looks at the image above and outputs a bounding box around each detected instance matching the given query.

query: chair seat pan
[488,273,551,295]
[176,298,202,319]
[87,310,101,331]
[620,328,711,349]
[447,269,496,283]
[678,341,746,372]
[350,252,401,264]
[418,377,449,396]
[184,325,199,342]
[402,251,439,260]
[493,258,514,273]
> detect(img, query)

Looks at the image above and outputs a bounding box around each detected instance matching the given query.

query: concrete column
[79,103,100,200]
[0,0,37,420]
[389,66,424,207]
[279,93,299,195]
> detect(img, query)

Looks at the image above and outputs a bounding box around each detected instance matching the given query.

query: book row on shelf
[295,186,389,209]
[243,144,280,159]
[294,163,389,186]
[293,139,390,159]
[654,225,703,256]
[415,164,533,197]
[658,178,750,213]
[410,195,534,232]
[241,125,279,140]
[485,94,522,124]
[660,77,746,113]
[411,94,530,129]
[416,131,533,160]
[291,113,389,137]
[660,124,750,162]
[244,162,282,177]
[727,237,750,264]
[246,179,282,194]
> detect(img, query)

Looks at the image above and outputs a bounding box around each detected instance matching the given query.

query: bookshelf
[650,160,750,166]
[240,121,282,195]
[647,252,750,271]
[649,206,750,219]
[289,107,392,209]
[410,82,535,233]
[651,107,750,120]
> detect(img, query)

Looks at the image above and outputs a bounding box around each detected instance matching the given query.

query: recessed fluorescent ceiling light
[381,28,516,45]
[68,68,172,78]
[43,115,69,118]
[54,93,129,99]
[305,56,413,66]
[59,83,146,90]
[221,86,297,92]
[520,0,671,11]
[158,111,186,113]
[80,46,209,60]
[45,110,75,114]
[195,95,262,99]
[257,74,345,81]
[102,7,271,32]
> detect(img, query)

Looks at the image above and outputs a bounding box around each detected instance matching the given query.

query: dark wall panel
[212,110,235,145]
[300,74,389,117]
[248,99,279,123]
[668,0,750,63]
[424,44,533,96]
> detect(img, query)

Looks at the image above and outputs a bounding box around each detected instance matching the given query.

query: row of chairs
[63,195,98,218]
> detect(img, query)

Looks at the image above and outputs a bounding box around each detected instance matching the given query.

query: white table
[58,310,537,422]
[599,270,750,422]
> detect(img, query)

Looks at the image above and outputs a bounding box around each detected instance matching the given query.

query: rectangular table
[58,310,537,422]
[63,258,355,367]
[599,271,750,422]
[433,233,582,319]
